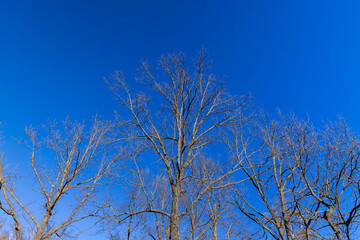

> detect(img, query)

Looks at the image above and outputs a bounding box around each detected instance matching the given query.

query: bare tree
[0,119,121,240]
[107,49,249,239]
[226,113,321,240]
[298,119,360,240]
[225,110,360,240]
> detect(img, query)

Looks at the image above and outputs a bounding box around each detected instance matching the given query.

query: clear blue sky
[1,0,360,238]
[1,1,360,131]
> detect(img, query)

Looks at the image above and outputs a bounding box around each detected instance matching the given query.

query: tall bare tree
[0,119,121,240]
[107,49,249,239]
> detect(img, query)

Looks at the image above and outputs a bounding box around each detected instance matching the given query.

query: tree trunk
[169,183,180,240]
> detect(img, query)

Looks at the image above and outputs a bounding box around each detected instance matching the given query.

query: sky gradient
[1,0,360,238]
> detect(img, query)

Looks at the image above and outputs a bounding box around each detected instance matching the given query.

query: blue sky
[1,0,360,238]
[1,1,360,132]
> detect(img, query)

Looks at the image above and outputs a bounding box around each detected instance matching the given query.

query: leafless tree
[298,119,360,240]
[0,119,121,240]
[107,49,249,240]
[226,111,360,240]
[226,112,321,240]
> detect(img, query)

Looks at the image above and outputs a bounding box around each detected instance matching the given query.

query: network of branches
[0,50,358,240]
